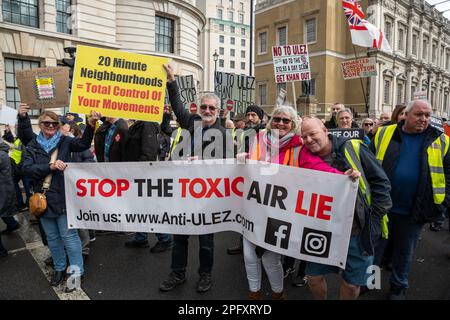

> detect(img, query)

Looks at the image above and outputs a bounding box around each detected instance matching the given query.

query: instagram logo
[300,228,332,258]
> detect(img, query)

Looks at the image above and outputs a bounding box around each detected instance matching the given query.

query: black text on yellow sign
[70,45,169,123]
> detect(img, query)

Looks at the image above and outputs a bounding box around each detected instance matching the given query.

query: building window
[5,58,40,114]
[412,34,418,56]
[241,62,245,70]
[220,35,225,43]
[219,47,224,55]
[155,16,174,53]
[384,20,392,45]
[277,26,287,46]
[2,0,39,28]
[432,42,437,64]
[56,0,71,34]
[259,84,267,105]
[398,28,404,52]
[230,48,235,57]
[240,2,244,11]
[241,50,245,58]
[384,79,391,104]
[229,0,233,8]
[230,60,235,69]
[423,38,428,60]
[228,11,234,21]
[217,9,223,19]
[230,26,235,33]
[397,83,404,104]
[305,18,316,43]
[310,78,316,96]
[259,31,267,54]
[411,85,416,96]
[241,28,245,35]
[219,24,224,31]
[219,59,224,68]
[230,37,235,45]
[446,52,450,71]
[241,39,246,47]
[239,13,244,24]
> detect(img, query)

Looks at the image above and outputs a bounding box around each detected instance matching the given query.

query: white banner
[272,44,311,84]
[64,160,358,267]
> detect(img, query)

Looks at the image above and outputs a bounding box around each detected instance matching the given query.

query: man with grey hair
[370,99,450,299]
[160,64,233,294]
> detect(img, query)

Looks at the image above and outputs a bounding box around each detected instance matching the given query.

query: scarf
[37,131,61,154]
[257,130,294,163]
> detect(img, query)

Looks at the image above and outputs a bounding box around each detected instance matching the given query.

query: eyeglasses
[41,121,60,128]
[272,117,292,124]
[363,123,374,127]
[200,105,218,111]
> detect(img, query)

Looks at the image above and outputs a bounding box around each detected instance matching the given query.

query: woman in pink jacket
[241,105,357,300]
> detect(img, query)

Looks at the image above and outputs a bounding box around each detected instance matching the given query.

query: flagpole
[353,45,369,115]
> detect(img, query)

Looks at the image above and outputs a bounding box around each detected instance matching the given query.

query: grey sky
[425,0,450,19]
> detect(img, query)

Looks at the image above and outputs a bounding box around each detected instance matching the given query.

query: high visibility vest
[344,139,389,239]
[374,124,449,205]
[10,139,23,165]
[250,137,302,167]
[169,127,183,157]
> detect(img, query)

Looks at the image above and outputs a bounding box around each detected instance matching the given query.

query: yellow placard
[70,45,169,123]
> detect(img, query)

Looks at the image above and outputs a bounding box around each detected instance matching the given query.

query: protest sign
[430,115,444,133]
[413,91,428,100]
[65,160,357,267]
[328,128,365,140]
[276,88,287,107]
[272,44,311,84]
[0,105,18,126]
[214,72,256,115]
[341,57,377,80]
[164,75,198,110]
[16,67,69,109]
[70,45,168,123]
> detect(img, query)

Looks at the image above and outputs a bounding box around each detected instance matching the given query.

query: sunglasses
[41,121,60,128]
[200,105,218,111]
[272,117,292,124]
[363,123,374,127]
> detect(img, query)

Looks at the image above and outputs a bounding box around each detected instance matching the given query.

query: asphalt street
[1,212,449,300]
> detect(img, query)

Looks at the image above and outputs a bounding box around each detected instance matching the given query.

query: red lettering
[98,179,116,197]
[190,178,207,199]
[206,178,223,198]
[295,190,332,221]
[231,176,244,197]
[87,179,99,197]
[117,179,130,196]
[317,195,333,221]
[295,190,308,216]
[76,179,87,197]
[308,193,317,217]
[178,179,190,198]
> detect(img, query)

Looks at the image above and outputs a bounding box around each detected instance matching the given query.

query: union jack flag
[342,0,367,30]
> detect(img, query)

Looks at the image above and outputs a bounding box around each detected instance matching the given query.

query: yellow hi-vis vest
[169,127,183,157]
[344,139,389,239]
[10,139,23,165]
[374,124,450,205]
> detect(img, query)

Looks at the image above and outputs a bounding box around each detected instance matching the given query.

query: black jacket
[19,116,95,218]
[329,135,392,255]
[71,148,95,163]
[369,121,450,224]
[2,130,14,143]
[0,142,16,218]
[94,118,128,162]
[167,81,233,159]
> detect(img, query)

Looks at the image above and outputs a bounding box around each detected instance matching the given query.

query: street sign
[189,103,197,114]
[226,99,234,111]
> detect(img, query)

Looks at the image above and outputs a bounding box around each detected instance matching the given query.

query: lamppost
[213,50,219,75]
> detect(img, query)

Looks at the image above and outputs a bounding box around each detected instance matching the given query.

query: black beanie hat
[245,105,264,121]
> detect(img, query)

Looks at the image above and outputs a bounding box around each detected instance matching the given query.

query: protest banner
[16,67,69,109]
[341,57,377,80]
[65,160,358,267]
[0,105,18,126]
[276,88,287,107]
[164,75,198,111]
[70,45,168,123]
[430,115,444,133]
[214,71,256,115]
[328,128,365,140]
[272,44,311,84]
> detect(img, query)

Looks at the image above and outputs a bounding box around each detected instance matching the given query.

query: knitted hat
[245,105,264,121]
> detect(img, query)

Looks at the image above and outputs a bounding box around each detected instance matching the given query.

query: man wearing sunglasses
[159,64,233,294]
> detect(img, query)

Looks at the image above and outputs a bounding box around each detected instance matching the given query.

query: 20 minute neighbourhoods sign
[70,45,169,123]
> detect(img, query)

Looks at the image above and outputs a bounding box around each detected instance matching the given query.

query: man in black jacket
[124,113,174,253]
[159,64,233,294]
[301,116,392,300]
[370,100,450,300]
[94,117,128,163]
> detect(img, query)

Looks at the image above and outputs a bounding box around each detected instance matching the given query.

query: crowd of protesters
[1,65,449,300]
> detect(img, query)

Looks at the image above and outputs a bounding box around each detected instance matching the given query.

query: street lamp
[213,50,219,74]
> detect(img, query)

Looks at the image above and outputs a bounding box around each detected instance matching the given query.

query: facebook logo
[264,218,291,249]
